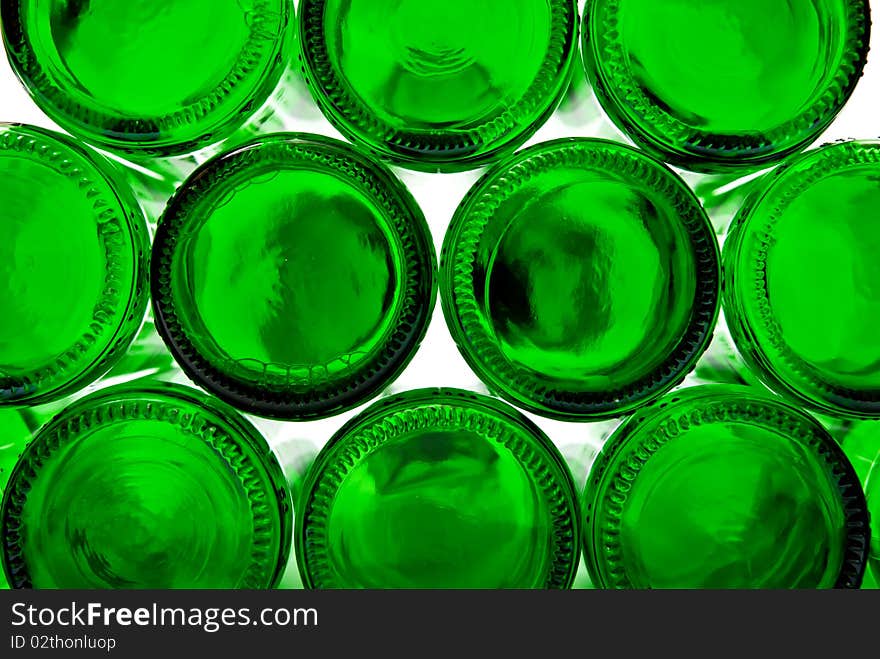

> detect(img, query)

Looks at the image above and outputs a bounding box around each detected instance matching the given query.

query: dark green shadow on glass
[151,133,437,420]
[724,140,880,419]
[584,385,869,589]
[1,0,293,156]
[298,0,578,172]
[838,420,880,588]
[0,124,150,407]
[296,388,581,589]
[441,137,720,421]
[1,382,292,589]
[582,0,870,172]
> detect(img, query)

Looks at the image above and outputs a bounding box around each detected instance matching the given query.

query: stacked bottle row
[1,379,870,589]
[1,1,870,171]
[6,123,880,419]
[1,0,878,590]
[2,121,878,588]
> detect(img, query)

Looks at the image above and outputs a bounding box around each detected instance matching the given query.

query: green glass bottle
[1,382,291,589]
[582,0,870,171]
[0,407,36,589]
[0,123,150,407]
[584,386,869,589]
[692,329,761,388]
[1,0,293,156]
[99,319,180,387]
[151,133,436,420]
[836,420,880,588]
[296,388,580,589]
[0,407,37,495]
[1,402,61,590]
[441,138,720,420]
[298,0,578,171]
[724,140,880,419]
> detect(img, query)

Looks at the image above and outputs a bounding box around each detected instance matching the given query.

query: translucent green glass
[582,0,870,171]
[724,141,880,419]
[0,124,150,406]
[296,388,580,589]
[299,0,577,171]
[0,407,36,495]
[0,406,35,590]
[1,383,291,589]
[837,420,880,588]
[101,319,179,385]
[0,400,67,590]
[584,386,869,589]
[152,133,436,420]
[441,138,720,420]
[1,0,292,156]
[692,334,756,388]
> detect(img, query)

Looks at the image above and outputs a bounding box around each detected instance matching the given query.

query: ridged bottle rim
[298,0,578,172]
[295,387,581,589]
[582,0,871,172]
[723,140,880,419]
[0,123,150,407]
[583,385,870,589]
[0,0,293,156]
[440,137,720,421]
[0,382,293,589]
[151,132,437,421]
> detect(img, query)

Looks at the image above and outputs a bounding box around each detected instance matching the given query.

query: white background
[1,1,878,587]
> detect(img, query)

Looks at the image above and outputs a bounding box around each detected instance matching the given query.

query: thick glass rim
[0,0,293,156]
[440,137,721,421]
[151,132,437,420]
[581,0,871,172]
[0,381,293,589]
[723,140,880,419]
[295,387,582,589]
[298,0,579,172]
[583,385,870,589]
[0,123,150,407]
